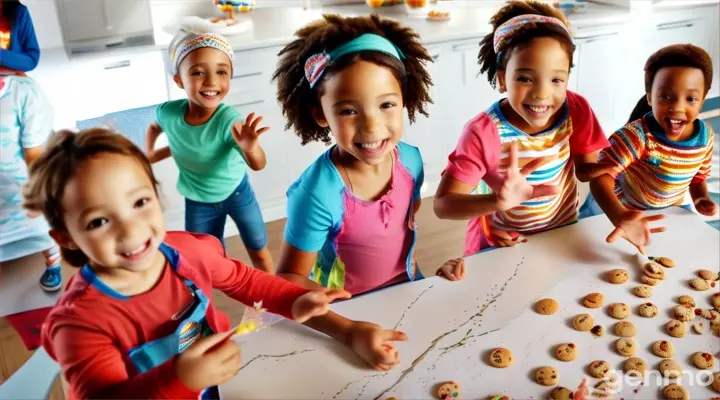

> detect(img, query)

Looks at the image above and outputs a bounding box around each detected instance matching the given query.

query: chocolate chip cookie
[691,351,714,369]
[677,295,695,307]
[673,304,695,322]
[608,303,630,319]
[550,387,574,400]
[555,343,578,362]
[663,383,688,400]
[659,359,682,379]
[588,360,611,378]
[638,302,658,317]
[666,320,686,338]
[488,348,513,368]
[616,338,637,357]
[644,262,666,280]
[607,268,629,284]
[535,298,559,315]
[535,366,559,386]
[624,357,648,376]
[583,292,604,309]
[650,256,675,268]
[689,278,710,291]
[632,285,653,298]
[573,314,593,331]
[640,275,660,286]
[437,381,460,400]
[651,340,675,358]
[614,321,636,337]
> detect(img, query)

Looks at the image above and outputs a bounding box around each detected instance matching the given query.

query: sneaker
[39,265,62,292]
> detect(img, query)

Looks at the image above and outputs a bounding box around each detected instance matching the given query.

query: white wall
[24,0,64,49]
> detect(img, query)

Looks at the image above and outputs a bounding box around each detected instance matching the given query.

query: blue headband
[304,33,405,88]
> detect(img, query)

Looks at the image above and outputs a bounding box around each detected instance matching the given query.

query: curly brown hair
[478,0,575,89]
[23,128,160,266]
[272,14,433,145]
[644,43,713,94]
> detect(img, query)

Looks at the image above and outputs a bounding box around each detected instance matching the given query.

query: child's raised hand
[436,258,466,281]
[347,321,408,371]
[232,112,270,153]
[607,210,665,255]
[496,142,560,212]
[694,196,718,216]
[176,330,241,391]
[291,289,351,323]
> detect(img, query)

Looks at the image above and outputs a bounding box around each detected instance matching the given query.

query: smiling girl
[433,0,610,255]
[146,31,274,273]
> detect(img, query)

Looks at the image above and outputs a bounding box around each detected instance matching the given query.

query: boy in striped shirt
[590,44,716,254]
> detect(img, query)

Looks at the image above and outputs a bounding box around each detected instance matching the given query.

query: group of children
[5,0,716,397]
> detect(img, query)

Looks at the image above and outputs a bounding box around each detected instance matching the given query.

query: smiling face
[648,66,705,142]
[497,37,571,134]
[51,153,166,274]
[313,60,404,166]
[174,47,232,111]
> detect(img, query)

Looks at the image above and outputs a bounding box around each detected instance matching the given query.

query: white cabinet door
[229,96,290,210]
[402,45,445,190]
[102,0,153,36]
[574,27,627,134]
[57,0,108,41]
[442,39,502,156]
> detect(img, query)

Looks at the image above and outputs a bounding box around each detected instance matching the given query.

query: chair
[0,347,61,399]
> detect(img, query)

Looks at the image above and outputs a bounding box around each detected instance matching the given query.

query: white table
[221,208,720,399]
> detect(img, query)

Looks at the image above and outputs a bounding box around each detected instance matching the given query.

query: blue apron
[125,245,220,399]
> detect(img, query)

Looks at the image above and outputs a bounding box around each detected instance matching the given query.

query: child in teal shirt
[146,31,273,273]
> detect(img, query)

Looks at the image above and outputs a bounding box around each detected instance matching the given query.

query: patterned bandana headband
[169,31,235,74]
[493,14,571,56]
[304,33,406,88]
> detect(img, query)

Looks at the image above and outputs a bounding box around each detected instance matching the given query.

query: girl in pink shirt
[434,0,611,255]
[271,14,464,371]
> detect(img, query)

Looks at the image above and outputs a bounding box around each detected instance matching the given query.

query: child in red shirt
[24,128,352,399]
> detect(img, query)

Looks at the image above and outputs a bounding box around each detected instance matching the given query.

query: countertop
[36,1,632,66]
[219,208,720,399]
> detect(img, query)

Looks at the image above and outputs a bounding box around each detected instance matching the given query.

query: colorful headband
[304,33,405,88]
[169,31,234,74]
[493,14,571,55]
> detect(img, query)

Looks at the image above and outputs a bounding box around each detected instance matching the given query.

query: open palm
[232,112,270,152]
[496,142,560,211]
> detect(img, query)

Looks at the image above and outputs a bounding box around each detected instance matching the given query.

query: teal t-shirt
[156,100,246,203]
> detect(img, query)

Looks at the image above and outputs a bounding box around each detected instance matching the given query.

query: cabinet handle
[657,20,695,30]
[452,41,480,52]
[104,60,131,70]
[234,71,262,79]
[233,99,265,108]
[574,31,619,42]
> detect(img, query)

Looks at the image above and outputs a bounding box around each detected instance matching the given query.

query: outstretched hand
[607,211,665,255]
[347,321,408,371]
[232,112,270,153]
[291,289,351,323]
[496,142,560,211]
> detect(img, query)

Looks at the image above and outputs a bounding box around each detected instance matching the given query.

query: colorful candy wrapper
[232,301,284,337]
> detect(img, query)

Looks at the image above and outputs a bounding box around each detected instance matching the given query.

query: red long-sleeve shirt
[41,231,310,399]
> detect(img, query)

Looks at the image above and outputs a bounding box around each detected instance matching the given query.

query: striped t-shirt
[599,112,714,210]
[444,91,609,256]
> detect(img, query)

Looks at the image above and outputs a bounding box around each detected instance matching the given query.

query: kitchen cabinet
[57,0,153,41]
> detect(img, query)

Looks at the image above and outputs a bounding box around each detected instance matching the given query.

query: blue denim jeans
[184,176,268,250]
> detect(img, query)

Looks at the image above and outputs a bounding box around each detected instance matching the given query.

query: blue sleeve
[18,79,54,148]
[397,142,424,201]
[0,6,40,72]
[284,181,334,253]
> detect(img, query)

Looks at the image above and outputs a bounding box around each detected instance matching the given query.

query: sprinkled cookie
[644,262,665,280]
[689,278,710,291]
[616,338,637,357]
[490,396,509,400]
[692,321,704,334]
[488,348,513,368]
[583,292,604,308]
[555,343,578,362]
[535,298,559,315]
[437,381,460,400]
[638,302,658,317]
[573,314,594,331]
[666,320,686,338]
[677,295,695,307]
[591,325,605,337]
[651,340,675,358]
[607,268,629,284]
[663,383,688,400]
[673,304,695,322]
[698,269,719,281]
[640,275,660,286]
[712,293,720,311]
[651,256,675,268]
[614,321,636,337]
[659,359,682,379]
[691,351,714,369]
[608,303,630,319]
[712,372,720,393]
[624,357,648,376]
[700,309,720,324]
[535,366,559,386]
[632,285,653,298]
[588,360,611,378]
[550,387,573,400]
